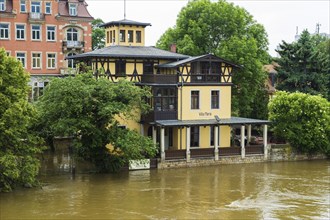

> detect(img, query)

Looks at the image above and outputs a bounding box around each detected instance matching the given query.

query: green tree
[35,74,157,172]
[156,0,270,118]
[0,48,44,192]
[268,91,330,155]
[275,30,329,100]
[92,18,105,50]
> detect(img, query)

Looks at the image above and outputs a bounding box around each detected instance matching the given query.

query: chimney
[170,44,177,53]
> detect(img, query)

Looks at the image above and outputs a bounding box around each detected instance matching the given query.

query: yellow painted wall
[105,25,146,47]
[178,86,231,120]
[115,110,141,133]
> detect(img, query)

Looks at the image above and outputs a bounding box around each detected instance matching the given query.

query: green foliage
[269,91,330,155]
[92,18,105,50]
[156,0,270,118]
[35,74,157,172]
[275,30,330,100]
[0,48,44,192]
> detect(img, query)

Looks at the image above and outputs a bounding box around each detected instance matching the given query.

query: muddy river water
[1,160,329,219]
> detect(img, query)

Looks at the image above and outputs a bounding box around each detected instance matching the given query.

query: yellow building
[69,19,269,163]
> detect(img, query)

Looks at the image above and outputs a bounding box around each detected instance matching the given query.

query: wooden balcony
[142,110,177,122]
[28,13,45,23]
[141,74,178,84]
[190,74,220,83]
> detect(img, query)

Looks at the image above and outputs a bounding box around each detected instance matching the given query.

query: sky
[85,0,330,57]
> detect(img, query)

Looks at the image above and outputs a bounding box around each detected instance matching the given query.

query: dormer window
[0,0,6,11]
[69,3,77,16]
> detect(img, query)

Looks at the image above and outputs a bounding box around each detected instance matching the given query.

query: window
[143,61,154,74]
[0,23,9,39]
[128,30,133,43]
[16,52,26,68]
[154,88,176,111]
[136,31,141,43]
[211,90,220,109]
[31,1,41,13]
[67,52,76,68]
[190,126,199,147]
[45,2,51,14]
[106,31,110,44]
[67,28,78,41]
[119,30,125,42]
[191,91,200,109]
[16,24,25,40]
[69,3,77,16]
[20,0,26,12]
[31,25,41,40]
[0,0,5,11]
[47,53,56,69]
[31,81,49,101]
[47,26,56,41]
[32,53,41,68]
[115,60,126,77]
[112,30,115,43]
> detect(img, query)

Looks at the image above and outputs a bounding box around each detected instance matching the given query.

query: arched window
[66,28,78,41]
[67,52,76,68]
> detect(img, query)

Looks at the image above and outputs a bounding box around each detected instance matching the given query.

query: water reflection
[1,161,329,219]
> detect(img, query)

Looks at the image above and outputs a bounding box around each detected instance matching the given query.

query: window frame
[0,0,5,11]
[16,51,26,68]
[66,27,78,41]
[15,24,25,40]
[191,90,200,110]
[45,2,51,14]
[128,30,134,43]
[31,52,42,69]
[31,1,41,13]
[0,23,10,39]
[136,30,141,43]
[46,25,56,41]
[20,0,26,12]
[115,60,126,77]
[67,52,76,69]
[31,24,41,41]
[69,3,77,16]
[46,53,56,69]
[211,90,220,109]
[119,30,125,42]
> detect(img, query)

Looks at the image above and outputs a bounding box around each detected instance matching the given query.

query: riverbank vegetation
[34,73,157,172]
[0,49,44,192]
[269,91,330,156]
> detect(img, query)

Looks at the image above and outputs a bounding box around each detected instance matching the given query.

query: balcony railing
[62,41,85,49]
[190,74,220,83]
[60,68,77,75]
[141,74,178,84]
[142,110,177,122]
[28,12,45,22]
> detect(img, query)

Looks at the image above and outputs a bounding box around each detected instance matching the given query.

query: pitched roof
[58,0,93,18]
[67,45,190,60]
[100,19,151,28]
[157,54,242,68]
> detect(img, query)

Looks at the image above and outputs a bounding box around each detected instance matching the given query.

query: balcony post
[214,126,219,161]
[186,126,191,162]
[241,125,245,159]
[152,126,157,145]
[263,124,268,160]
[247,124,252,145]
[160,127,165,162]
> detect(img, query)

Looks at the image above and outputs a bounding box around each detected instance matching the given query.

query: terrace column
[241,125,245,159]
[152,126,157,145]
[160,127,165,162]
[186,127,191,162]
[247,125,252,145]
[214,126,219,161]
[263,124,268,160]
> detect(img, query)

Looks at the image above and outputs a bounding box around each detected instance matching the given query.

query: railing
[141,74,178,84]
[28,12,45,21]
[63,41,85,49]
[219,147,241,156]
[142,110,177,122]
[191,148,214,158]
[190,74,220,83]
[165,150,186,160]
[60,68,77,75]
[245,145,264,154]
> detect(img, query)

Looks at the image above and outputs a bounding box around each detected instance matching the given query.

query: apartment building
[0,0,93,100]
[69,19,270,164]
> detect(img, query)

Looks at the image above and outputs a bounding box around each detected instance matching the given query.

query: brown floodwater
[1,160,329,219]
